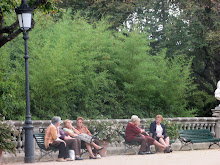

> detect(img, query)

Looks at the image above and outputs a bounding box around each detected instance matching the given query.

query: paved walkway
[3,149,220,165]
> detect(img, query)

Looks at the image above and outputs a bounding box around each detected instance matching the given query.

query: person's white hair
[131,115,140,122]
[51,116,62,125]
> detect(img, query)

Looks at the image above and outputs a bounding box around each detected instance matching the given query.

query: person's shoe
[89,156,97,159]
[56,158,66,162]
[164,147,170,153]
[169,146,173,152]
[75,157,83,160]
[138,151,146,155]
[97,147,104,151]
[145,151,155,154]
[65,158,73,161]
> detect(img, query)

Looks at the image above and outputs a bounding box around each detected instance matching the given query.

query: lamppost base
[24,156,35,163]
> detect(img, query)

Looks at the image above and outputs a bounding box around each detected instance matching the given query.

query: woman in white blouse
[150,115,172,152]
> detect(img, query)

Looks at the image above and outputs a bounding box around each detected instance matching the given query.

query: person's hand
[146,132,149,136]
[140,129,145,133]
[73,133,78,137]
[140,134,145,137]
[161,135,164,138]
[65,136,72,140]
[59,139,66,146]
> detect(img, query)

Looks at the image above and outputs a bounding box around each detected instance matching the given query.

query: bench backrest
[34,133,47,150]
[179,129,214,140]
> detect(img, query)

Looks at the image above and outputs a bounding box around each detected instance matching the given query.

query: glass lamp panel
[18,13,32,30]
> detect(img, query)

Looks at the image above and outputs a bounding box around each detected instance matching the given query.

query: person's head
[155,115,163,124]
[63,119,72,129]
[131,115,141,125]
[51,116,62,127]
[76,117,84,128]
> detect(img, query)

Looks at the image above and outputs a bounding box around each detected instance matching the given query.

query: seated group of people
[126,115,172,155]
[44,114,172,161]
[44,116,104,162]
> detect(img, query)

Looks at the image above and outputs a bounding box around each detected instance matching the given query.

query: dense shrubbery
[0,12,197,120]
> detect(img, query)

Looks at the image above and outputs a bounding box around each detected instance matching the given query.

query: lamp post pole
[15,0,35,163]
[23,30,35,163]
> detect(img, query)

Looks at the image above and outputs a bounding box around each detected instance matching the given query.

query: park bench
[178,129,220,150]
[117,129,152,154]
[33,133,58,161]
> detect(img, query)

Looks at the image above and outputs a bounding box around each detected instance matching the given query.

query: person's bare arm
[72,127,81,135]
[66,130,78,137]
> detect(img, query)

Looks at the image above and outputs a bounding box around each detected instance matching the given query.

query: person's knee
[60,141,65,146]
[140,137,147,142]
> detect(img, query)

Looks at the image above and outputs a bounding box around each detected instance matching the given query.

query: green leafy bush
[162,120,181,140]
[87,120,123,143]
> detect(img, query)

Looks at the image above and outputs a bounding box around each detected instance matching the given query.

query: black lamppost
[15,0,35,163]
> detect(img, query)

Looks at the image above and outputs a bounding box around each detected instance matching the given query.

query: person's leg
[65,138,81,157]
[132,137,147,152]
[145,136,155,153]
[159,138,168,146]
[165,137,170,146]
[76,138,82,157]
[52,141,69,159]
[92,139,100,155]
[85,143,95,158]
[91,141,102,150]
[153,140,166,151]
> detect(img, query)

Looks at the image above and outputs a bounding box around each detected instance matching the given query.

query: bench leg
[80,149,88,157]
[124,144,138,155]
[123,144,128,154]
[180,142,193,151]
[38,149,55,162]
[209,142,220,149]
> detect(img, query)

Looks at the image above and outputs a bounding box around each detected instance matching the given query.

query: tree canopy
[0,0,60,48]
[0,12,196,120]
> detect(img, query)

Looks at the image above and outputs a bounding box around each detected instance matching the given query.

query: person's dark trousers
[65,138,81,156]
[92,139,100,155]
[146,145,151,152]
[50,141,69,159]
[131,137,148,152]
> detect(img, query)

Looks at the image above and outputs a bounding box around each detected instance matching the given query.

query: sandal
[97,147,104,151]
[169,146,173,152]
[164,146,170,153]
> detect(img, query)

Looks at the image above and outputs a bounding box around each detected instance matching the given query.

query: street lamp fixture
[15,0,35,163]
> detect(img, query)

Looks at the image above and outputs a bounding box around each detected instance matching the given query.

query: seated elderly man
[125,115,170,155]
[75,117,101,157]
[44,116,72,162]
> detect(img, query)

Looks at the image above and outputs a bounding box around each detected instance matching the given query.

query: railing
[7,117,220,153]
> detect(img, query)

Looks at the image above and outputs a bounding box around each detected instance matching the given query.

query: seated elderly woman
[44,116,72,162]
[75,117,101,158]
[150,115,172,152]
[126,115,170,155]
[59,128,83,160]
[63,119,104,159]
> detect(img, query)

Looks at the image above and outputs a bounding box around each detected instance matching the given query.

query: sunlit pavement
[3,149,220,165]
